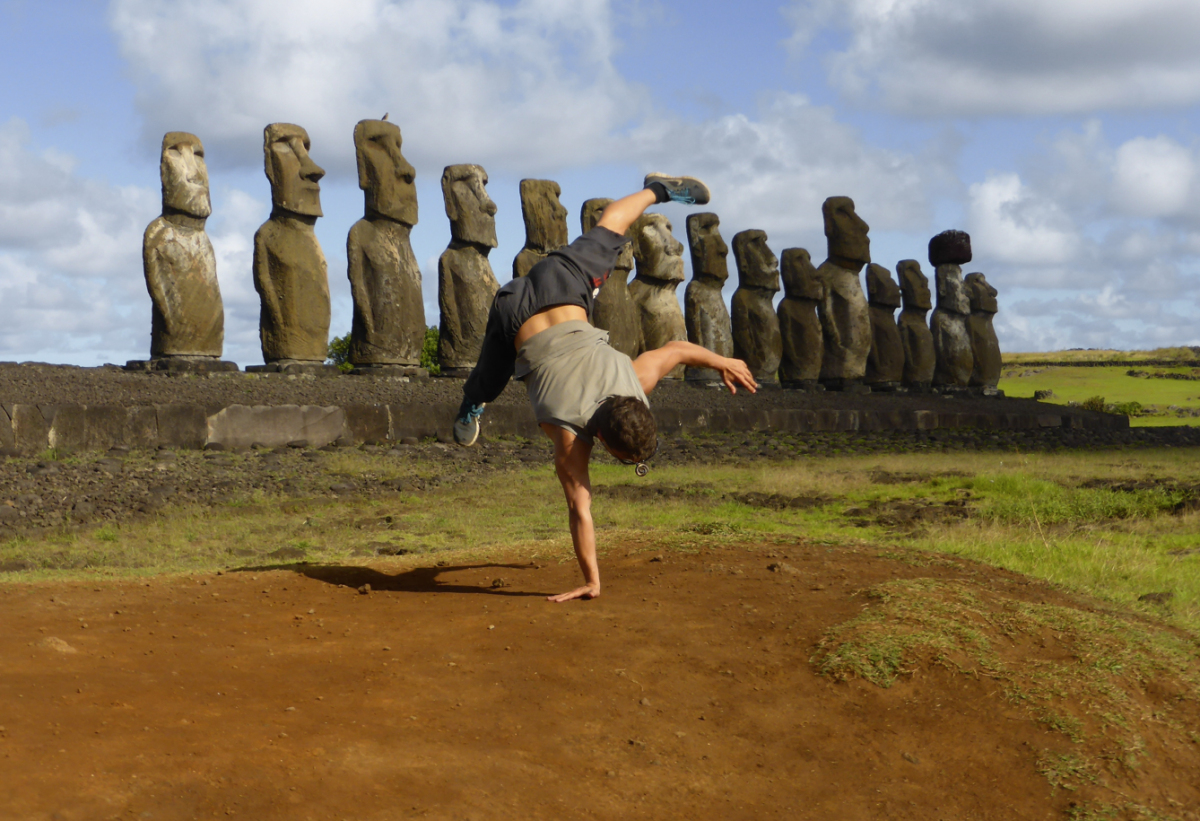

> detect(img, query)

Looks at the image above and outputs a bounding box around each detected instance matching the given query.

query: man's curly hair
[592,396,657,461]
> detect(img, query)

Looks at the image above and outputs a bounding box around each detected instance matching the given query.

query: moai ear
[441,168,459,223]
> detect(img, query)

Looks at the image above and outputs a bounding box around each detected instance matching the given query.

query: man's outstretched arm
[541,423,601,603]
[632,341,759,396]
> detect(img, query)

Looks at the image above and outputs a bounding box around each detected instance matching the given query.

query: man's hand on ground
[547,583,600,603]
[720,358,759,395]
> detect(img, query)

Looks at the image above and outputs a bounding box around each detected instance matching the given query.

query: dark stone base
[933,384,973,396]
[980,386,1005,398]
[350,365,430,378]
[781,379,824,392]
[904,381,934,394]
[685,368,721,383]
[868,382,905,393]
[820,378,871,395]
[246,361,341,376]
[434,367,473,379]
[125,358,239,375]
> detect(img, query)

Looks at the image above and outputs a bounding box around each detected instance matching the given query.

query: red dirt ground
[2,543,1197,821]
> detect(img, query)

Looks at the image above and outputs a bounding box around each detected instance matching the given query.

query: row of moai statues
[139,123,1000,389]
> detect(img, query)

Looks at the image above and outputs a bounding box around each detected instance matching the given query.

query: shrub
[421,326,440,376]
[1108,401,1143,418]
[326,333,354,373]
[1080,396,1107,413]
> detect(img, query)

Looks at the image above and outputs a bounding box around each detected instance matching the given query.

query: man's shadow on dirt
[285,562,550,597]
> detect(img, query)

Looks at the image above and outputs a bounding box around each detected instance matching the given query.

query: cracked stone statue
[965,271,1001,389]
[253,123,331,363]
[438,163,500,376]
[142,131,224,359]
[512,179,568,279]
[816,196,872,390]
[731,229,782,383]
[778,248,824,388]
[347,118,425,367]
[896,260,936,390]
[581,198,641,358]
[683,212,733,381]
[928,230,974,388]
[864,263,904,389]
[629,213,687,379]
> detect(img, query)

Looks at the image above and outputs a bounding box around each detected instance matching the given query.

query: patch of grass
[998,365,1200,426]
[1036,751,1098,793]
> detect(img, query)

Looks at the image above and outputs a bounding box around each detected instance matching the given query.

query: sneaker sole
[453,421,479,447]
[644,172,711,205]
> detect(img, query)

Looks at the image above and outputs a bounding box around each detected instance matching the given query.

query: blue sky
[2,0,1200,366]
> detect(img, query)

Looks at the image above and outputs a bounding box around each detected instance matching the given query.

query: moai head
[781,248,823,301]
[822,196,870,272]
[928,230,972,267]
[519,179,568,251]
[685,212,729,285]
[897,260,932,311]
[580,198,610,234]
[264,123,324,217]
[866,263,901,309]
[355,118,417,225]
[442,164,496,248]
[965,272,998,315]
[160,132,211,218]
[632,213,685,283]
[732,229,780,292]
[937,267,970,314]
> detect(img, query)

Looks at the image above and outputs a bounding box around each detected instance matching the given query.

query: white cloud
[967,173,1080,272]
[1111,136,1195,218]
[787,0,1200,116]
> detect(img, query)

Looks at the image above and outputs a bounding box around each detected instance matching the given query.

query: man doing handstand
[453,174,758,602]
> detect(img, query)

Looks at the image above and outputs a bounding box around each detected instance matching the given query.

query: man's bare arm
[542,423,601,603]
[632,340,759,395]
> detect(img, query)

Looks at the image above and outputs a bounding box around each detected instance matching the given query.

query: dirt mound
[3,543,1196,820]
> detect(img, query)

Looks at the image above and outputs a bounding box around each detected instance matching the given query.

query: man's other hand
[720,358,758,395]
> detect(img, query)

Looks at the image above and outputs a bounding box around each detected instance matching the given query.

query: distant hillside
[1003,347,1200,366]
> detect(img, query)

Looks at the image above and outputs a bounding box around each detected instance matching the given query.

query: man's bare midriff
[513,304,588,350]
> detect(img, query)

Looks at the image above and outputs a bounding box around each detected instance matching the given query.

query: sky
[2,0,1200,366]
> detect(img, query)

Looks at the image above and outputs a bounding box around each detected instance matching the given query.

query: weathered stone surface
[343,404,390,444]
[929,230,972,267]
[629,213,687,378]
[156,404,208,449]
[513,179,568,279]
[817,197,871,386]
[48,405,86,452]
[206,405,345,449]
[930,263,973,387]
[12,404,49,455]
[0,404,13,451]
[778,248,824,387]
[684,212,732,381]
[254,123,330,363]
[731,229,782,383]
[897,260,935,388]
[965,272,1001,388]
[143,132,223,360]
[347,119,424,367]
[438,165,499,374]
[864,263,904,386]
[582,198,641,358]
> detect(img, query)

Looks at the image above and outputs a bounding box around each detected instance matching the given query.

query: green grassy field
[1000,363,1200,426]
[1004,347,1200,364]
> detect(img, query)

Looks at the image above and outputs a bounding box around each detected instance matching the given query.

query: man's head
[264,123,324,217]
[354,118,417,225]
[160,131,211,218]
[592,396,657,464]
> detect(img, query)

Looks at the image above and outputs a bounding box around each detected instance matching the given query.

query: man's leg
[454,295,518,446]
[597,173,711,237]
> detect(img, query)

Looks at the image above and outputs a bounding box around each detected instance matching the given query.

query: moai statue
[778,248,824,389]
[965,272,1002,392]
[512,179,568,279]
[629,213,687,379]
[252,123,331,367]
[896,260,935,391]
[438,164,500,377]
[683,213,733,382]
[346,118,425,370]
[731,230,782,383]
[816,196,872,391]
[581,198,641,358]
[864,263,904,390]
[928,230,974,389]
[136,131,235,373]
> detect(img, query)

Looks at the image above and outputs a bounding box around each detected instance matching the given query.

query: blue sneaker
[453,401,485,446]
[644,173,711,206]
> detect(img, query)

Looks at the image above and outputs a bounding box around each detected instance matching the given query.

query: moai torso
[965,272,1001,388]
[346,119,424,366]
[865,263,904,386]
[143,132,223,358]
[778,248,823,385]
[816,197,872,384]
[581,198,640,358]
[438,164,500,374]
[629,213,687,378]
[513,179,568,279]
[731,229,782,383]
[896,260,935,388]
[253,123,330,363]
[683,212,732,381]
[927,230,974,387]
